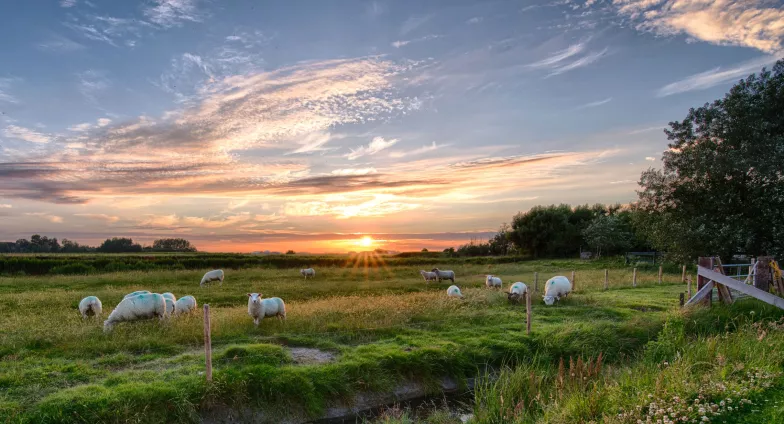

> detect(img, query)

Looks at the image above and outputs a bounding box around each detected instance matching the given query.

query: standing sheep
[103,293,168,332]
[123,290,151,299]
[486,275,502,289]
[300,268,316,279]
[420,270,438,283]
[542,276,572,306]
[431,268,456,282]
[200,269,224,287]
[78,296,103,319]
[446,285,464,299]
[174,295,197,315]
[507,282,528,303]
[247,293,286,326]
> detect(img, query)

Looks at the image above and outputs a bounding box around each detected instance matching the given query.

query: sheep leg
[253,317,259,326]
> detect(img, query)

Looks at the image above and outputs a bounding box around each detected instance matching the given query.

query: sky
[0,0,782,253]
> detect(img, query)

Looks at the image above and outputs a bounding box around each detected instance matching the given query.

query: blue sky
[0,0,782,252]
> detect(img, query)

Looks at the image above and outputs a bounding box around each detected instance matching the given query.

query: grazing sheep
[247,293,286,326]
[200,269,224,287]
[446,285,464,298]
[420,270,438,283]
[174,295,197,315]
[104,293,168,332]
[507,282,528,303]
[300,268,316,279]
[543,276,572,306]
[164,298,175,316]
[78,296,103,319]
[162,292,176,303]
[486,275,502,289]
[431,268,456,282]
[123,290,151,299]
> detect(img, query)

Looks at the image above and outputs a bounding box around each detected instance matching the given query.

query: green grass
[0,259,723,423]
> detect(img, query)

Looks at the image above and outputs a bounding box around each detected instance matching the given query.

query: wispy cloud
[526,40,608,77]
[389,141,448,158]
[0,78,19,104]
[0,204,11,208]
[527,42,586,69]
[75,213,120,223]
[347,137,399,160]
[60,0,76,7]
[400,14,433,35]
[143,0,204,28]
[546,48,608,77]
[38,34,85,52]
[612,0,784,53]
[391,34,442,48]
[287,132,336,155]
[365,1,386,18]
[330,168,378,176]
[3,125,51,143]
[77,69,110,104]
[657,55,778,97]
[645,156,656,161]
[628,126,665,135]
[25,212,63,223]
[466,17,483,24]
[576,97,612,109]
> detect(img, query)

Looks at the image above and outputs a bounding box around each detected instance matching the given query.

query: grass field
[0,257,781,423]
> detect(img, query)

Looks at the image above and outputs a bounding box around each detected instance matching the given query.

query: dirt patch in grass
[289,347,336,365]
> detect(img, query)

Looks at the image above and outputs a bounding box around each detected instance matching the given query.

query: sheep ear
[247,293,252,297]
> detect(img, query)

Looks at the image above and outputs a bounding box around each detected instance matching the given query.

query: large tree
[152,238,197,252]
[635,60,784,261]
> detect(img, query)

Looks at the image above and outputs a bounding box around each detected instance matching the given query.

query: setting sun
[359,236,374,247]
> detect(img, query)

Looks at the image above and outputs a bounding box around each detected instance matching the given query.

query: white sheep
[300,268,316,279]
[104,293,168,332]
[123,290,151,299]
[543,276,572,306]
[200,269,224,287]
[78,296,103,318]
[420,270,438,283]
[174,295,197,315]
[507,282,528,303]
[247,293,286,326]
[431,268,455,282]
[164,298,175,316]
[486,275,502,289]
[162,292,176,303]
[446,285,464,298]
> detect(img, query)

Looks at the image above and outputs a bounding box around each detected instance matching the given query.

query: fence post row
[682,265,687,283]
[604,269,608,291]
[632,268,637,288]
[203,304,213,382]
[658,266,663,284]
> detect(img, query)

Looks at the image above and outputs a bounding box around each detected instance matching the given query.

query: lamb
[507,282,528,303]
[174,295,197,315]
[78,296,103,318]
[123,290,151,299]
[200,269,224,286]
[247,293,286,325]
[103,293,168,332]
[543,276,572,306]
[300,268,316,279]
[485,275,502,289]
[420,270,438,283]
[446,285,464,298]
[431,268,455,282]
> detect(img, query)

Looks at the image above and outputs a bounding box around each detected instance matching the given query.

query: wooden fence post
[658,266,663,284]
[682,265,686,283]
[754,257,773,292]
[679,293,685,307]
[534,272,538,293]
[571,271,576,291]
[525,292,531,335]
[632,268,637,288]
[687,275,692,299]
[604,269,608,291]
[203,304,213,382]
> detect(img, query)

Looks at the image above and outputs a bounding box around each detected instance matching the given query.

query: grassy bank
[0,260,699,423]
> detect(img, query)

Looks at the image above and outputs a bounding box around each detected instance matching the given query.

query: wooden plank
[698,266,784,310]
[685,280,714,306]
[712,257,733,305]
[697,257,713,306]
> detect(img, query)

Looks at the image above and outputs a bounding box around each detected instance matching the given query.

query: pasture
[0,258,779,423]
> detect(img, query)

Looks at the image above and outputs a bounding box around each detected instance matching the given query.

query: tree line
[0,236,197,253]
[450,60,784,262]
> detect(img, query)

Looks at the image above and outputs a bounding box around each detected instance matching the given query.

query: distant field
[0,258,778,423]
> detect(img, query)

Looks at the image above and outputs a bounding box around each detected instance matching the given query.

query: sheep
[174,295,197,315]
[164,298,175,316]
[446,285,464,299]
[507,282,528,303]
[431,268,455,282]
[200,269,224,287]
[162,292,176,303]
[300,268,316,279]
[543,276,572,306]
[103,293,168,333]
[485,275,502,289]
[420,270,438,283]
[123,290,151,299]
[78,296,103,318]
[247,293,286,326]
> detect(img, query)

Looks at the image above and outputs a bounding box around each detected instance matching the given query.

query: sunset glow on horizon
[1,0,775,252]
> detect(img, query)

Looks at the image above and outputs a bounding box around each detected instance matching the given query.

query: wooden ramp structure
[686,256,784,310]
